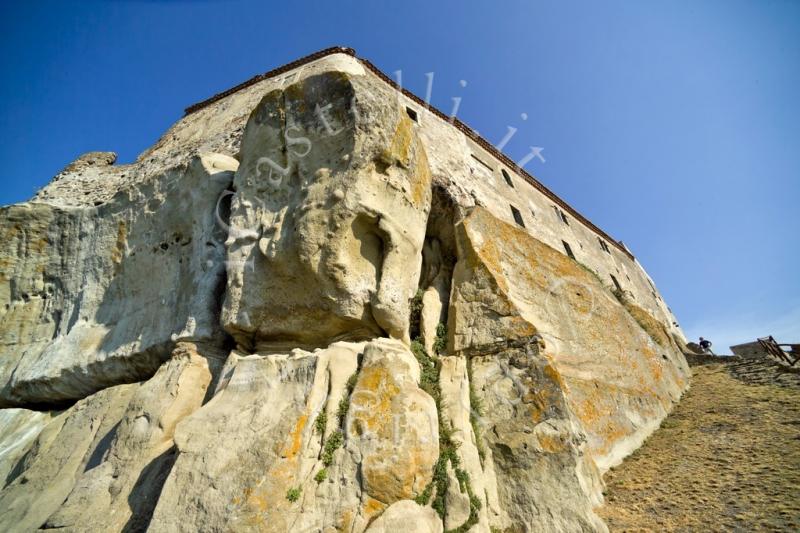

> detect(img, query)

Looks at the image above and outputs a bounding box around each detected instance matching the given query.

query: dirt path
[598,359,800,532]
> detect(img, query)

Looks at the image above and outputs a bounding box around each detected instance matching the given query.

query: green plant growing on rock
[318,370,358,470]
[286,487,301,502]
[409,288,425,340]
[434,322,448,355]
[336,371,359,428]
[411,338,440,403]
[322,430,343,466]
[466,358,486,463]
[314,468,328,483]
[336,396,350,425]
[314,410,327,435]
[411,337,482,531]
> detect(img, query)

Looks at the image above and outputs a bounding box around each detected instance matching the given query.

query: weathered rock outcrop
[0,49,689,532]
[0,154,236,407]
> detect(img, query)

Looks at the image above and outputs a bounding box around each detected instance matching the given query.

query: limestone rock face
[450,207,689,472]
[43,342,221,532]
[0,51,689,532]
[347,339,438,504]
[0,383,137,532]
[0,408,53,484]
[470,343,606,532]
[0,153,237,407]
[222,71,432,349]
[365,499,443,533]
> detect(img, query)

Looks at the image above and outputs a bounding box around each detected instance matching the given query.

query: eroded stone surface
[365,499,443,533]
[0,153,237,407]
[0,384,137,532]
[221,71,432,349]
[450,207,690,472]
[43,341,220,532]
[347,338,438,504]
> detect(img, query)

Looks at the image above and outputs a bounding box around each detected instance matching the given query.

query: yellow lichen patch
[282,413,308,459]
[408,135,431,207]
[337,508,354,532]
[537,431,568,453]
[379,113,432,208]
[362,496,387,521]
[543,363,566,389]
[384,114,413,168]
[349,364,400,438]
[33,237,49,254]
[79,327,107,353]
[111,221,127,266]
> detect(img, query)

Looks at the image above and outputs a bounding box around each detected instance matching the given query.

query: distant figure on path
[699,337,714,355]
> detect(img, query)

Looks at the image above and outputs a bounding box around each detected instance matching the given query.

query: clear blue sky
[1,0,798,352]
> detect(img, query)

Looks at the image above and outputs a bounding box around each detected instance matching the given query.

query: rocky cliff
[0,48,690,532]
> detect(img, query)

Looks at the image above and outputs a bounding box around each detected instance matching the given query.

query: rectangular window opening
[501,168,514,188]
[511,205,525,228]
[471,154,493,172]
[562,240,575,260]
[598,237,610,253]
[406,107,418,122]
[553,206,569,225]
[610,274,622,292]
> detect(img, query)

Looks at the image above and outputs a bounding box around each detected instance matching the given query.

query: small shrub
[345,372,358,394]
[322,430,344,466]
[414,484,433,505]
[409,288,424,339]
[455,467,470,492]
[466,359,486,463]
[314,468,328,483]
[433,322,447,355]
[314,411,327,435]
[336,396,350,424]
[286,487,301,502]
[411,338,441,402]
[335,372,358,428]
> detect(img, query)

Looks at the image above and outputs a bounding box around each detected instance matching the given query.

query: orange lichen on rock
[347,341,438,505]
[452,207,689,470]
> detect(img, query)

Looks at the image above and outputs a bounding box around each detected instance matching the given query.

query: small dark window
[598,237,610,253]
[562,240,575,259]
[554,206,569,225]
[501,169,514,188]
[530,209,536,219]
[406,107,418,122]
[511,205,525,228]
[610,274,622,292]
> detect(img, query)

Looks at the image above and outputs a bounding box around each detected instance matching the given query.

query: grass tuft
[285,487,301,502]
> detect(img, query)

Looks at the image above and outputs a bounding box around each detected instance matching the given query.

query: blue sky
[1,0,798,352]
